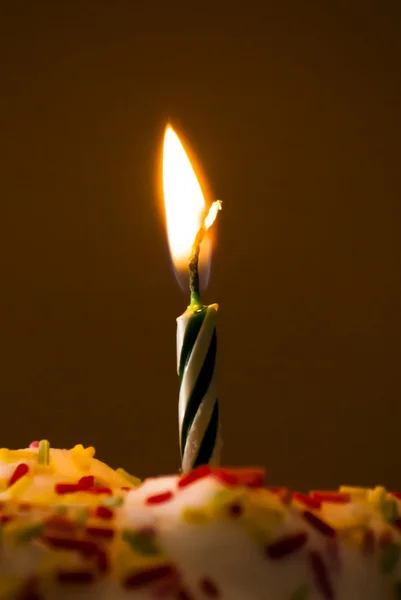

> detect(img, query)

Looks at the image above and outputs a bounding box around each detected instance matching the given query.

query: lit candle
[162,125,222,473]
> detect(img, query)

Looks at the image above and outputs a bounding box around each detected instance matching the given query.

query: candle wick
[189,224,206,308]
[189,200,222,309]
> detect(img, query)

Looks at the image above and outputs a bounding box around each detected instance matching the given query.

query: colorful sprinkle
[310,491,350,504]
[178,465,212,488]
[29,441,39,448]
[43,535,99,556]
[86,526,114,539]
[95,505,114,520]
[123,564,176,589]
[293,492,321,510]
[0,450,36,462]
[146,491,174,505]
[303,511,335,537]
[14,522,44,543]
[33,464,54,475]
[86,486,112,496]
[266,532,308,559]
[78,475,95,489]
[38,440,50,465]
[71,445,95,471]
[102,495,124,508]
[123,528,162,556]
[55,483,83,495]
[181,507,210,524]
[8,474,33,498]
[116,468,141,487]
[8,463,29,487]
[308,550,333,600]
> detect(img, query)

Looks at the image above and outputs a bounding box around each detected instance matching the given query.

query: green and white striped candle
[163,125,222,473]
[177,302,220,472]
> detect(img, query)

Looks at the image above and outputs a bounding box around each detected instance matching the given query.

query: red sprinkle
[55,483,83,495]
[56,570,94,584]
[95,505,114,520]
[146,491,174,505]
[310,491,350,504]
[303,511,336,537]
[0,515,13,524]
[121,486,131,491]
[268,486,292,502]
[45,515,76,532]
[266,532,308,559]
[43,536,99,557]
[86,526,115,539]
[9,463,29,487]
[308,550,334,600]
[213,469,239,486]
[178,465,212,489]
[219,467,266,488]
[293,492,321,510]
[199,577,220,597]
[78,475,94,489]
[86,486,112,496]
[124,565,176,588]
[391,492,401,500]
[29,441,39,448]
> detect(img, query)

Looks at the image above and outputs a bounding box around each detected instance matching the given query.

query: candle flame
[162,125,212,286]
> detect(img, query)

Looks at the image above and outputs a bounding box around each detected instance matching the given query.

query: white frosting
[0,447,399,600]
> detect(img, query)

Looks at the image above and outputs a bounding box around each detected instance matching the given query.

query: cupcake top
[0,441,400,599]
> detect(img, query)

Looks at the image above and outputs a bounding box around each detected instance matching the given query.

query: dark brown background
[0,1,400,491]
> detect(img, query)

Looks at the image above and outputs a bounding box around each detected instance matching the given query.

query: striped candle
[177,303,221,473]
[162,124,222,473]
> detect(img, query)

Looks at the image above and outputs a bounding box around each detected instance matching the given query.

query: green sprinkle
[116,468,141,487]
[102,496,124,508]
[15,523,44,544]
[38,440,50,465]
[380,542,401,574]
[382,499,398,524]
[123,529,162,556]
[54,505,68,514]
[76,508,89,526]
[290,584,309,600]
[394,581,401,599]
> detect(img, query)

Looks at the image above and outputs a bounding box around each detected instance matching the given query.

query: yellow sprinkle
[181,507,211,524]
[7,474,33,499]
[0,450,36,462]
[339,486,369,499]
[0,478,8,491]
[116,468,141,487]
[369,486,387,506]
[33,464,55,475]
[71,445,95,471]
